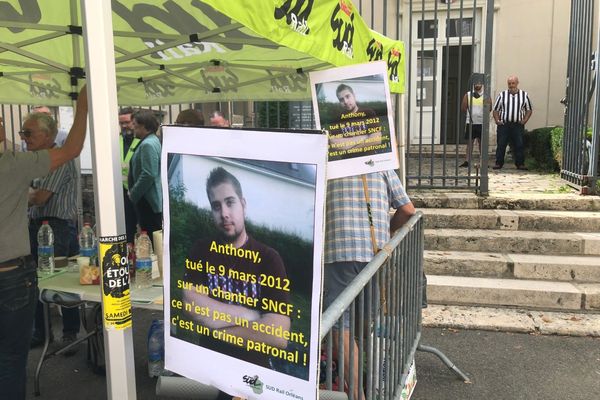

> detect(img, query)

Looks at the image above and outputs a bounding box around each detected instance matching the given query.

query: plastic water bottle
[134,231,153,290]
[37,221,55,273]
[79,222,96,257]
[147,319,164,378]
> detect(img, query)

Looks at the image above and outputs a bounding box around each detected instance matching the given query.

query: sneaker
[61,334,79,357]
[492,164,502,170]
[459,161,469,168]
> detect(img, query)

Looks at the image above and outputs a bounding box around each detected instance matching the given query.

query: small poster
[162,126,327,400]
[309,60,399,179]
[99,234,132,330]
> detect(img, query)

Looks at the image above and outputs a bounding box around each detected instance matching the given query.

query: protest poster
[309,60,399,179]
[161,126,327,400]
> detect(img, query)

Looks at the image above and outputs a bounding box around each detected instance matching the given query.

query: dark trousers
[29,217,81,338]
[0,258,37,400]
[135,197,162,246]
[495,122,525,167]
[123,186,138,244]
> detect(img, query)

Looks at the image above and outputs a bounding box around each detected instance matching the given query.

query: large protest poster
[161,126,328,400]
[309,60,399,179]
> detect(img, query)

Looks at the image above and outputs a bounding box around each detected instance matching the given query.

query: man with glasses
[0,86,88,400]
[24,111,82,354]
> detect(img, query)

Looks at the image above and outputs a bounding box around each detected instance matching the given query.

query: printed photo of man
[181,167,291,368]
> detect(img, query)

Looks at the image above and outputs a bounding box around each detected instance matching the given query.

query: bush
[550,126,563,167]
[523,127,560,171]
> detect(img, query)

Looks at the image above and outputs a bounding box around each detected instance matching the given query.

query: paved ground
[26,308,600,400]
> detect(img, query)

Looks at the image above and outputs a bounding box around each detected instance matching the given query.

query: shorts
[464,124,482,140]
[322,261,379,330]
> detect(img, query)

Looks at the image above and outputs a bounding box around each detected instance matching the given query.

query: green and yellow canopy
[0,0,404,106]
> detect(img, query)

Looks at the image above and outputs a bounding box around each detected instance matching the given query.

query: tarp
[0,0,405,106]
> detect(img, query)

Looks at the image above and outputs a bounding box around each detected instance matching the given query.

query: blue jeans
[29,218,81,338]
[0,259,37,400]
[495,122,525,166]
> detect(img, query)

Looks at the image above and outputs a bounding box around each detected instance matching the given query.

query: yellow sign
[99,234,132,330]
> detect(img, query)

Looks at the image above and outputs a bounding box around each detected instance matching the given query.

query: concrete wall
[492,0,572,129]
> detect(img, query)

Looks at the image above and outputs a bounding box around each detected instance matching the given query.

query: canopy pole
[81,1,137,399]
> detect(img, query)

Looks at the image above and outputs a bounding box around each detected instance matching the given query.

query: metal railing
[561,0,600,194]
[319,210,470,400]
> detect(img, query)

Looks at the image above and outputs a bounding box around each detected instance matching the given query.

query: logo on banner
[242,375,264,394]
[268,70,308,93]
[366,39,383,61]
[28,74,61,99]
[200,67,240,94]
[143,77,176,99]
[330,0,355,59]
[274,0,314,35]
[387,48,402,83]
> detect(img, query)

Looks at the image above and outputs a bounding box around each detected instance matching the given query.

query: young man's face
[208,182,247,243]
[337,89,358,113]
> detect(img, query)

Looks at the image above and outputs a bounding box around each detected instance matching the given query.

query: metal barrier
[405,0,494,195]
[561,0,600,194]
[319,212,467,400]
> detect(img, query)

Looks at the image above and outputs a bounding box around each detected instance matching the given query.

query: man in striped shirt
[492,75,533,170]
[24,112,81,353]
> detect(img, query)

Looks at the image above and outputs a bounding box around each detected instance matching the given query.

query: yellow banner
[99,235,132,330]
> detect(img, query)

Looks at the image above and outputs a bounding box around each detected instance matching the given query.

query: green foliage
[550,126,564,167]
[255,102,290,129]
[523,127,560,171]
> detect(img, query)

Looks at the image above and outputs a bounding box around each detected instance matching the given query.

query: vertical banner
[162,127,328,400]
[99,234,132,330]
[309,60,399,179]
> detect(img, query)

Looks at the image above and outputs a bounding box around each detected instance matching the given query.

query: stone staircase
[411,192,600,336]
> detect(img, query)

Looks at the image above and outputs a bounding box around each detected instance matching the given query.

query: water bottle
[37,221,55,273]
[134,231,153,290]
[79,223,96,258]
[147,319,164,378]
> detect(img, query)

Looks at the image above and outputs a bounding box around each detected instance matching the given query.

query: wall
[492,0,572,129]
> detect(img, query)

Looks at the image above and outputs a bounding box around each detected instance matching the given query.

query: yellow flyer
[99,234,132,330]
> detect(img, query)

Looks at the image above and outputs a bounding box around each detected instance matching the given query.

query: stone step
[426,275,600,311]
[422,304,600,337]
[410,191,600,211]
[421,209,600,232]
[425,228,600,255]
[424,250,600,282]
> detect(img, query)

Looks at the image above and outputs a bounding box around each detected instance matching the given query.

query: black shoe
[459,161,469,167]
[492,164,502,170]
[516,165,529,171]
[61,334,79,357]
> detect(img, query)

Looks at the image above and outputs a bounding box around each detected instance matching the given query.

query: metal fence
[405,0,494,195]
[319,212,424,400]
[561,0,600,195]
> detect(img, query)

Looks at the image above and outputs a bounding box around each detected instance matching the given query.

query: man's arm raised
[48,85,88,172]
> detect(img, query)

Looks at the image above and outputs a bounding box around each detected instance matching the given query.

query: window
[417,19,438,39]
[447,18,473,37]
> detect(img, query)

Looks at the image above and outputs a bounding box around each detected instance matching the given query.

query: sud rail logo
[242,375,264,394]
[387,47,402,83]
[330,0,355,59]
[274,0,314,35]
[366,38,383,61]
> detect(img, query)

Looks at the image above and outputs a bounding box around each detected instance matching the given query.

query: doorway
[441,45,473,144]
